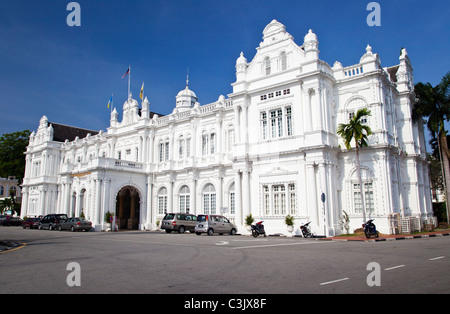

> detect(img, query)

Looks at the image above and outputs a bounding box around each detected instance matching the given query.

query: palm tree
[337,108,373,222]
[413,72,450,223]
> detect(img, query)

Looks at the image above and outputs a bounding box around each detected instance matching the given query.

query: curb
[322,232,450,242]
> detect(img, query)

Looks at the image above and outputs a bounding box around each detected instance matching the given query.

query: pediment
[260,166,298,178]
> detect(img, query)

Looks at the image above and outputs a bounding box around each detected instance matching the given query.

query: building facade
[21,20,433,235]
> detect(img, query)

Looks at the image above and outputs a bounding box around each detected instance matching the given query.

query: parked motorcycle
[300,221,312,238]
[363,219,379,239]
[251,221,267,238]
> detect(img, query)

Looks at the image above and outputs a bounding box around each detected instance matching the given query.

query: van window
[197,215,207,222]
[177,214,186,220]
[164,214,175,220]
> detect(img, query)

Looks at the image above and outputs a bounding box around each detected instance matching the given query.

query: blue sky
[0,0,449,139]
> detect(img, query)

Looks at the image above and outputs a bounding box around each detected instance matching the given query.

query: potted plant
[105,212,113,231]
[339,210,350,235]
[245,214,254,231]
[285,215,295,234]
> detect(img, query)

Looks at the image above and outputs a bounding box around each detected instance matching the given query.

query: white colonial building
[21,20,433,236]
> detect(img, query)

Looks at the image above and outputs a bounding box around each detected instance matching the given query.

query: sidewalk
[322,229,450,242]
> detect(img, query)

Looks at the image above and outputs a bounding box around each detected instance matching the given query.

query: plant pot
[287,225,294,233]
[246,225,252,232]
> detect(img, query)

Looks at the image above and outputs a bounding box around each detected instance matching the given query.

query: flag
[140,81,144,101]
[122,66,130,79]
[107,95,113,109]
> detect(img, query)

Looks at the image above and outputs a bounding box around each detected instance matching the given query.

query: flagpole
[128,65,131,97]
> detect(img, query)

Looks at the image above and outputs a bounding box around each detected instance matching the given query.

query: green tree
[413,71,450,223]
[337,108,372,222]
[0,198,12,215]
[0,130,31,184]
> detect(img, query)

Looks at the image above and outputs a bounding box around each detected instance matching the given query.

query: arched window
[202,184,216,214]
[351,168,375,214]
[280,51,287,71]
[159,139,170,162]
[158,187,168,215]
[179,185,190,213]
[226,126,235,151]
[178,136,185,159]
[265,57,271,75]
[229,183,235,215]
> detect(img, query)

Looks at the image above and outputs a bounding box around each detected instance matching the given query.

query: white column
[319,163,329,236]
[234,171,242,227]
[191,178,197,216]
[242,170,250,219]
[316,87,323,131]
[146,175,153,229]
[217,174,223,212]
[307,164,319,231]
[234,107,241,144]
[241,105,248,144]
[167,175,173,214]
[96,179,102,226]
[306,90,313,131]
[21,188,29,218]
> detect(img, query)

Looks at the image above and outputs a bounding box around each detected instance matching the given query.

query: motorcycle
[300,221,313,238]
[363,219,379,239]
[251,221,267,238]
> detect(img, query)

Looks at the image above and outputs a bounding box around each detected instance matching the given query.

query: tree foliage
[337,108,372,150]
[0,130,31,184]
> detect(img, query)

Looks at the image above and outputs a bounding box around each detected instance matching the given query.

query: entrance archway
[116,186,141,230]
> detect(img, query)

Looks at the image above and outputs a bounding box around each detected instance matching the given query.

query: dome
[123,96,139,111]
[176,81,198,110]
[304,29,318,42]
[236,51,247,65]
[176,86,197,99]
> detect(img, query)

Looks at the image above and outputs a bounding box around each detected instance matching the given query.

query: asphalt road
[0,227,449,295]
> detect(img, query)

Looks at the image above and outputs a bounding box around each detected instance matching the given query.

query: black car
[38,214,69,230]
[1,216,23,226]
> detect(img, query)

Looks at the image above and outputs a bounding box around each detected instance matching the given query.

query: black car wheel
[207,228,214,236]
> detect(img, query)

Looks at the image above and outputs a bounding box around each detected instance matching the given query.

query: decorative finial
[186,68,189,88]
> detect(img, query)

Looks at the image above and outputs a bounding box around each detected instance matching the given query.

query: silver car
[57,217,92,232]
[195,214,237,236]
[161,213,197,233]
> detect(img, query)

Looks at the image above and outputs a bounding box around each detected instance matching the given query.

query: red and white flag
[121,66,130,79]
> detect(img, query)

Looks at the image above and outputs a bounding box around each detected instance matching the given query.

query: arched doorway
[116,186,141,230]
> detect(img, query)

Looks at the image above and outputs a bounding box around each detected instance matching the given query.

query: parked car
[38,214,68,230]
[195,214,237,236]
[1,216,23,226]
[58,217,92,232]
[22,217,41,229]
[161,213,197,233]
